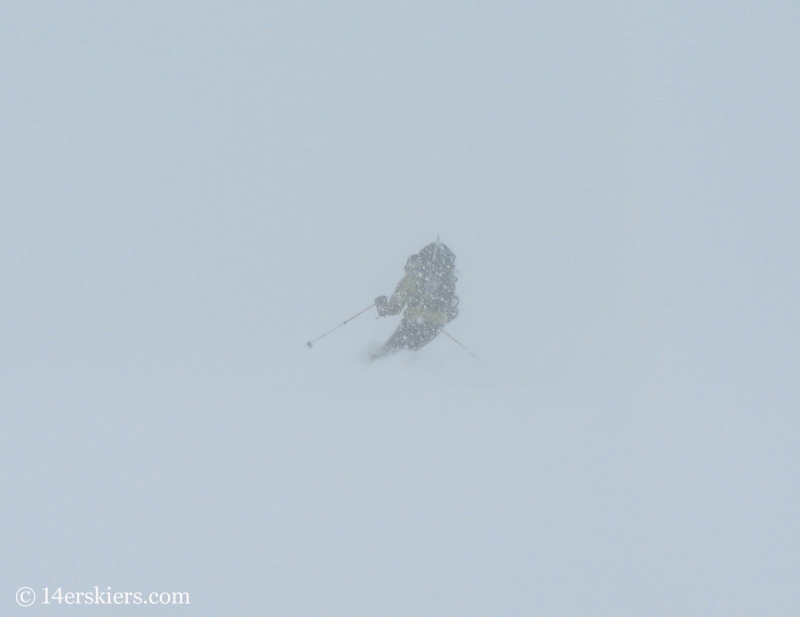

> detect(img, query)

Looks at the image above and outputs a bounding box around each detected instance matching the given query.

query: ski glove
[374,295,390,317]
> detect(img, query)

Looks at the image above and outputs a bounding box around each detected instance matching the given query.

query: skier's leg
[405,322,443,350]
[371,320,443,360]
[371,319,415,360]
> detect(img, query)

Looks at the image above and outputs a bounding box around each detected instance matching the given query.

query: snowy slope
[2,3,799,616]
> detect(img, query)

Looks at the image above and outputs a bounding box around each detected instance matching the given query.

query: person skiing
[371,240,460,359]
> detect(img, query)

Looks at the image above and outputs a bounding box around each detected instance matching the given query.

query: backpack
[406,243,460,320]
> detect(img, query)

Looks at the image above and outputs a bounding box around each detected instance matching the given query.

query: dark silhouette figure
[372,241,459,359]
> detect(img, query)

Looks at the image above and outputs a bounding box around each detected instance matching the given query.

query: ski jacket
[381,266,459,326]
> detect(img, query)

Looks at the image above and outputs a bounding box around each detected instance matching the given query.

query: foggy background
[2,2,798,615]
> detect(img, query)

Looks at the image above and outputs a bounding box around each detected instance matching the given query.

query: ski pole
[307,304,375,348]
[442,329,504,378]
[441,329,478,358]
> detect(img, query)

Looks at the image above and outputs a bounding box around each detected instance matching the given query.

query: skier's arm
[376,275,418,316]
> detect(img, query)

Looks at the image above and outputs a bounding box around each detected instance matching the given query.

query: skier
[371,241,460,359]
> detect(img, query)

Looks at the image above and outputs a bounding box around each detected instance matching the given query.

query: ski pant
[373,318,443,358]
